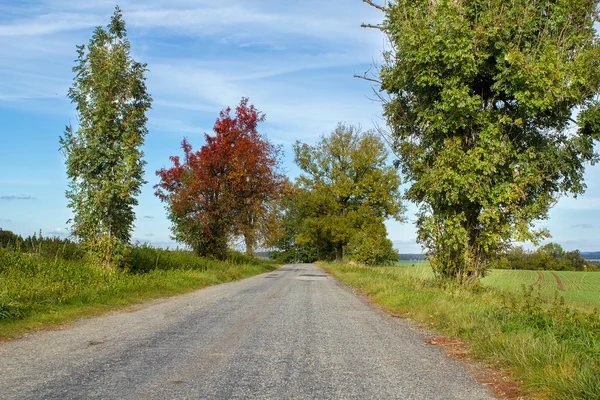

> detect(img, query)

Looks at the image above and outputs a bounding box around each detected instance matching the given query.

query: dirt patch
[550,272,565,291]
[425,336,528,400]
[531,271,543,287]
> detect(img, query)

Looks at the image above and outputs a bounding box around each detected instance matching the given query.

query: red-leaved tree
[155,98,286,258]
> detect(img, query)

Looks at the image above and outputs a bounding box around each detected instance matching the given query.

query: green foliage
[324,262,600,399]
[292,123,404,263]
[0,230,21,250]
[346,222,399,265]
[0,229,85,261]
[491,243,590,271]
[60,7,152,268]
[369,0,600,282]
[270,190,332,263]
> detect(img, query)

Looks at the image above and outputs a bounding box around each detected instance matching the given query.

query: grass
[0,246,277,340]
[386,263,600,310]
[322,262,600,400]
[482,269,600,309]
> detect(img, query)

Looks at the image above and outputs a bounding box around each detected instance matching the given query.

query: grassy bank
[322,263,600,400]
[0,246,277,340]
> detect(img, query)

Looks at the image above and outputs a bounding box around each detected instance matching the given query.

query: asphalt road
[0,264,495,399]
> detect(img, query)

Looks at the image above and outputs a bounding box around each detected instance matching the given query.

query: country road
[0,264,495,399]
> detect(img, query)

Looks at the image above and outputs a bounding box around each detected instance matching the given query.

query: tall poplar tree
[60,7,152,267]
[364,0,600,282]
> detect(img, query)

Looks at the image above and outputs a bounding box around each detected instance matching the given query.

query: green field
[387,263,600,309]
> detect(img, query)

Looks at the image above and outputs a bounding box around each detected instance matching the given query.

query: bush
[129,245,212,273]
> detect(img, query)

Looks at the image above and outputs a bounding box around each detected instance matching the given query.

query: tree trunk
[245,234,254,257]
[336,242,343,262]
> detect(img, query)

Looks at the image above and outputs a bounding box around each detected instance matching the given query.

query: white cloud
[46,228,68,236]
[0,13,102,37]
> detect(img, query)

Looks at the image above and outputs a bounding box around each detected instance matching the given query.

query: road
[0,264,495,399]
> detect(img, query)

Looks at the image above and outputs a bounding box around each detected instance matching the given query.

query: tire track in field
[550,272,565,291]
[531,271,543,287]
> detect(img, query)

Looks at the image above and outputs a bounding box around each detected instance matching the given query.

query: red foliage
[155,98,286,257]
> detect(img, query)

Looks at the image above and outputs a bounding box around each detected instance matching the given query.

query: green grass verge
[0,247,277,340]
[322,262,600,400]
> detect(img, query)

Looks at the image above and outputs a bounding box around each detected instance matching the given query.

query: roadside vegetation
[0,231,276,340]
[363,0,600,282]
[323,262,600,399]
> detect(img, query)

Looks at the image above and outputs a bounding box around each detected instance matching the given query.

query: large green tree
[365,0,600,281]
[293,123,404,263]
[60,7,152,267]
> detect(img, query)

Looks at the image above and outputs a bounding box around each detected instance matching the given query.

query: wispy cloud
[0,195,35,200]
[0,13,102,37]
[145,233,155,237]
[46,228,68,236]
[144,215,154,219]
[0,219,12,222]
[572,223,594,229]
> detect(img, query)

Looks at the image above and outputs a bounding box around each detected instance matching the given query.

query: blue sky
[1,0,599,253]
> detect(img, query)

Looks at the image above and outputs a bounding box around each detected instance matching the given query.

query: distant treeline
[398,254,426,261]
[0,229,84,261]
[490,243,598,272]
[581,252,600,261]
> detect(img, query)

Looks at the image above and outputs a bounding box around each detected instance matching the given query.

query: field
[482,269,600,309]
[386,263,600,309]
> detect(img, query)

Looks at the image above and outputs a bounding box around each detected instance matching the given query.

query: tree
[293,123,404,262]
[271,185,340,263]
[60,7,152,268]
[269,188,324,263]
[155,99,285,258]
[364,0,600,282]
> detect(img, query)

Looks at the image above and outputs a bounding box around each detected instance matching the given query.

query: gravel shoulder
[0,264,495,399]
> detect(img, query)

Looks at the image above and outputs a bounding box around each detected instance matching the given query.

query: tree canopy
[365,0,600,281]
[291,123,404,264]
[155,99,286,259]
[60,7,152,267]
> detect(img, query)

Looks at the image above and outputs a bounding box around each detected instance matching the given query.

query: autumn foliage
[155,98,286,258]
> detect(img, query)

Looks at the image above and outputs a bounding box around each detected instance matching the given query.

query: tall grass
[322,263,600,400]
[0,245,277,339]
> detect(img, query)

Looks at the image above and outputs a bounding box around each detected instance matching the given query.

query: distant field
[395,260,430,268]
[385,263,600,309]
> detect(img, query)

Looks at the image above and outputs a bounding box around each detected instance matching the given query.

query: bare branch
[353,73,382,85]
[362,0,387,12]
[361,23,383,30]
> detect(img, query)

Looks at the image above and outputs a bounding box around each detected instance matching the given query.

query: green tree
[60,7,152,268]
[365,0,600,282]
[293,123,404,262]
[270,188,324,263]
